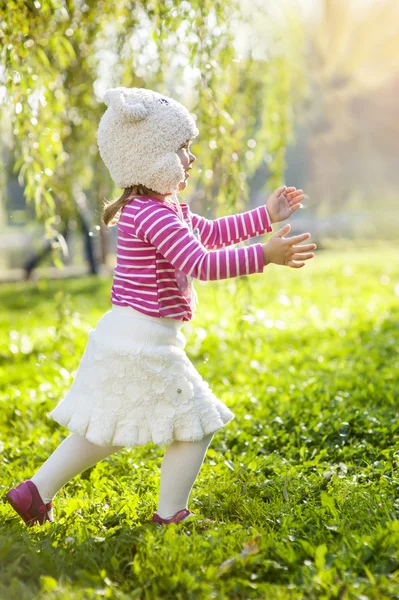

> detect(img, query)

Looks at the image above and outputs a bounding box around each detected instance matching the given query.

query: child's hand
[266,185,304,224]
[262,224,316,268]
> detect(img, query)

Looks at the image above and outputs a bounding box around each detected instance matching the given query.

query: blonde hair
[103,185,164,226]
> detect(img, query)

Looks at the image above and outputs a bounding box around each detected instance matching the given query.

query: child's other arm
[189,205,272,250]
[188,184,304,249]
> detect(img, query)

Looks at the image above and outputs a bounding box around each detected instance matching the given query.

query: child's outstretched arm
[189,204,272,250]
[189,186,304,250]
[134,200,315,281]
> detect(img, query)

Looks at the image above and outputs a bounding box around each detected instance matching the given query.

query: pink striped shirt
[111,195,272,321]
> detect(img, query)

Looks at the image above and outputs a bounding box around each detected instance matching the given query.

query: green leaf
[58,36,76,59]
[315,544,327,571]
[40,576,58,592]
[320,491,339,518]
[37,47,51,68]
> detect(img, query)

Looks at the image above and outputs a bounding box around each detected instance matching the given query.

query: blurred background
[1,0,398,282]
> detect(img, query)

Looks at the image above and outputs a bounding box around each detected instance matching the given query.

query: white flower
[165,378,194,406]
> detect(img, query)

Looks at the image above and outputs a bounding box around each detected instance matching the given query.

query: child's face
[176,140,196,191]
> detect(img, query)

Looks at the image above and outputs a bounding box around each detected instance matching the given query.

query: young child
[6,87,316,527]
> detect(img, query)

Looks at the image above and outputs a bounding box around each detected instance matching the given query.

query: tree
[1,0,305,265]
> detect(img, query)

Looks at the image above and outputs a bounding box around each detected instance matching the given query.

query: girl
[6,87,316,527]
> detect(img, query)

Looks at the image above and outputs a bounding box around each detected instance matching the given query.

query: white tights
[31,432,214,519]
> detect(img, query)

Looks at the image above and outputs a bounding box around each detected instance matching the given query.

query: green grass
[0,248,398,599]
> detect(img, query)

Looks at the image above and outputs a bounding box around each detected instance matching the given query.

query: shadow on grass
[0,520,150,598]
[0,511,221,599]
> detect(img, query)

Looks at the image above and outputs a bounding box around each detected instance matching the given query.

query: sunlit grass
[0,248,398,599]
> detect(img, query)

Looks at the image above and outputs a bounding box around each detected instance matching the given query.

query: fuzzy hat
[97,87,199,194]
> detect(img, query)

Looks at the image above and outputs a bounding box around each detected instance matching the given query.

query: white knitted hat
[97,87,199,194]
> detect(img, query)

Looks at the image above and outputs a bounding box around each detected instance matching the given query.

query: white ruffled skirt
[48,305,234,447]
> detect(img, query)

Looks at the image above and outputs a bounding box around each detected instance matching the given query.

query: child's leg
[157,432,214,519]
[31,433,123,503]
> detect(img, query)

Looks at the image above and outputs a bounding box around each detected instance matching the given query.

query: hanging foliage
[1,0,306,266]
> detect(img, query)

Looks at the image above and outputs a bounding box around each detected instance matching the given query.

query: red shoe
[6,480,54,526]
[151,508,195,526]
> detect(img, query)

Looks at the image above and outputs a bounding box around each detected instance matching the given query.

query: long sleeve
[134,200,265,281]
[189,205,272,250]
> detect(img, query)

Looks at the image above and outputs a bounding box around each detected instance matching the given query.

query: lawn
[0,248,398,599]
